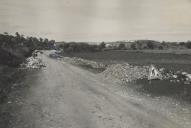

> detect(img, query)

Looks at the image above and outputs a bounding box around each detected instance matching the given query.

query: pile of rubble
[168,71,191,85]
[20,51,45,69]
[63,56,191,85]
[102,63,149,83]
[102,63,191,84]
[63,57,106,69]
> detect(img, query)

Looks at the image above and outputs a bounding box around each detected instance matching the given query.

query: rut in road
[8,52,187,128]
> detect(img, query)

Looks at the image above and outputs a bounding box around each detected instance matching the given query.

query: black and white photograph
[0,0,191,128]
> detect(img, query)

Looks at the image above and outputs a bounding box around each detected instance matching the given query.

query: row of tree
[0,32,55,66]
[57,42,105,53]
[106,40,191,50]
[57,40,191,53]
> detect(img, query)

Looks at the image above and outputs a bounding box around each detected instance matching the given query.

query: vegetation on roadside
[0,32,55,104]
[0,66,25,103]
[0,32,55,67]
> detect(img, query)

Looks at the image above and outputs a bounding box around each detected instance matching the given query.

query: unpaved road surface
[4,51,191,128]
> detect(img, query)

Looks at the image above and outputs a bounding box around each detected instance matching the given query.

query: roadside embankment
[0,50,45,104]
[102,64,149,83]
[62,57,149,82]
[62,57,107,73]
[20,50,45,69]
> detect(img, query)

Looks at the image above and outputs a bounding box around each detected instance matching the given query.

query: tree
[4,32,8,35]
[99,42,106,49]
[15,32,20,37]
[136,41,142,49]
[118,43,126,50]
[179,42,185,46]
[147,42,154,49]
[39,38,43,42]
[158,46,163,50]
[186,41,191,49]
[44,38,49,43]
[131,43,137,50]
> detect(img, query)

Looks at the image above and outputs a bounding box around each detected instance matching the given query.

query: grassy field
[64,50,191,73]
[132,49,191,54]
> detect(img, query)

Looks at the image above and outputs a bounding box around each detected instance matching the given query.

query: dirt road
[5,51,190,128]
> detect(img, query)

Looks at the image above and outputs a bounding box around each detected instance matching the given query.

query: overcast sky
[0,0,191,42]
